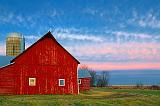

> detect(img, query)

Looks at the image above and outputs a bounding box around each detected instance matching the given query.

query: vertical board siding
[0,65,19,94]
[79,78,91,91]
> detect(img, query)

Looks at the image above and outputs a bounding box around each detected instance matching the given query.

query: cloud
[82,62,160,70]
[0,8,61,30]
[138,13,160,29]
[128,10,160,29]
[25,43,32,49]
[52,28,104,42]
[66,42,160,63]
[56,33,103,42]
[24,35,40,40]
[0,11,25,26]
[110,31,152,39]
[23,29,104,43]
[25,28,159,44]
[104,30,160,43]
[83,8,99,15]
[0,43,5,55]
[83,7,107,19]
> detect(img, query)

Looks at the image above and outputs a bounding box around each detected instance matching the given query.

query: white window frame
[78,79,81,84]
[29,78,36,86]
[59,79,65,86]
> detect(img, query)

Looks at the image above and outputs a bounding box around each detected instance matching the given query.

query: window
[78,79,81,84]
[29,78,36,86]
[59,79,65,86]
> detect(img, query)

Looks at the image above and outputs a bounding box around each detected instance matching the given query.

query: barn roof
[0,56,15,67]
[78,69,91,78]
[11,31,80,64]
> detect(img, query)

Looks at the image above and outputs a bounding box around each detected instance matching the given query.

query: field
[0,87,160,106]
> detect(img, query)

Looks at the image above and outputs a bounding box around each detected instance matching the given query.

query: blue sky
[0,0,160,70]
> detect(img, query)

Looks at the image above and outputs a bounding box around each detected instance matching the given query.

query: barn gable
[10,31,80,65]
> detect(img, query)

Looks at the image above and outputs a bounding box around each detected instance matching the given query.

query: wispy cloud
[0,8,61,30]
[66,42,160,63]
[0,43,5,55]
[83,8,99,15]
[24,35,40,40]
[56,33,103,42]
[0,11,25,26]
[104,30,160,43]
[83,62,160,70]
[52,28,104,42]
[23,29,104,42]
[128,10,160,29]
[110,31,152,39]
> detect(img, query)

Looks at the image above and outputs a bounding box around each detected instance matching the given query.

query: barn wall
[79,77,91,91]
[17,64,78,95]
[10,37,79,94]
[0,64,20,94]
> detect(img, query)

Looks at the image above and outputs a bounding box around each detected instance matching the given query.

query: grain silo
[6,32,25,56]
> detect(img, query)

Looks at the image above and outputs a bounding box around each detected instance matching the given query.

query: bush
[136,83,143,88]
[150,85,160,90]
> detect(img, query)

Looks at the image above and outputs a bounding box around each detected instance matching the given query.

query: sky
[0,0,160,70]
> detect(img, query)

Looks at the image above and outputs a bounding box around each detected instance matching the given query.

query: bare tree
[97,71,109,87]
[79,65,89,70]
[89,70,96,87]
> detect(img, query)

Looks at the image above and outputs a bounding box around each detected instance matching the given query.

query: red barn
[78,70,91,91]
[0,32,80,95]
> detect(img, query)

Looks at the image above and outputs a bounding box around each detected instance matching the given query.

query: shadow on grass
[106,93,139,98]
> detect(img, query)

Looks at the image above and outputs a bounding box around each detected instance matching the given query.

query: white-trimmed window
[29,78,36,86]
[78,79,81,84]
[59,79,65,86]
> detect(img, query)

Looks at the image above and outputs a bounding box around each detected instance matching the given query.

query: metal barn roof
[0,56,15,67]
[78,69,91,78]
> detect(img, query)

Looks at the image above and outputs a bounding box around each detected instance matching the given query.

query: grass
[0,87,160,106]
[93,87,160,95]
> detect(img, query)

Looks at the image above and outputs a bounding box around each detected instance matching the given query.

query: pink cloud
[0,44,5,55]
[81,62,160,70]
[67,42,160,61]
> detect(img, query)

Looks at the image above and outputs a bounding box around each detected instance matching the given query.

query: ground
[0,87,160,106]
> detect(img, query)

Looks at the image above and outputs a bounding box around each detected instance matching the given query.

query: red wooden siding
[0,64,19,94]
[0,32,79,95]
[79,77,91,91]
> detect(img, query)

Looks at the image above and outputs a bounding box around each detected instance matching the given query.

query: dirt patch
[80,91,113,96]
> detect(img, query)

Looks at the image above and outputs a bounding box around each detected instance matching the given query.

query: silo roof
[7,32,23,38]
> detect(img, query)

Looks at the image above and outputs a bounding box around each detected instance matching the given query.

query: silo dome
[7,32,23,38]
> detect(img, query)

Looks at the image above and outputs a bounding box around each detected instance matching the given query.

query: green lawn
[0,88,160,106]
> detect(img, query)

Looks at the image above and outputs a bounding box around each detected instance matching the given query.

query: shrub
[150,85,160,90]
[136,83,143,88]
